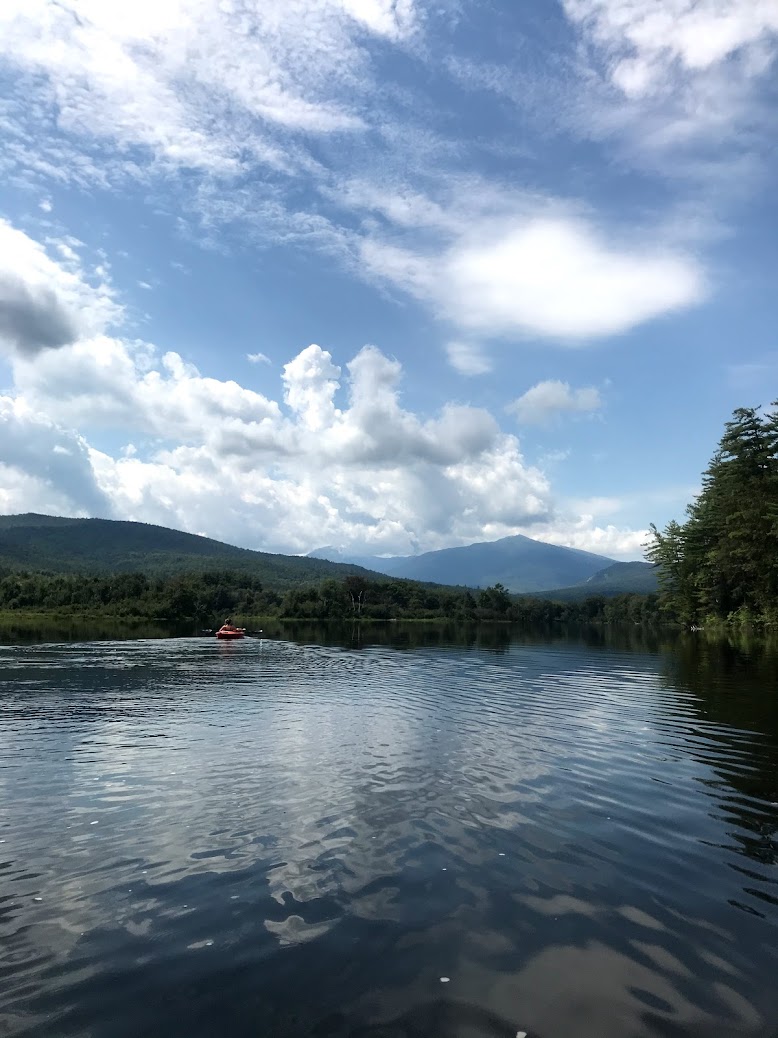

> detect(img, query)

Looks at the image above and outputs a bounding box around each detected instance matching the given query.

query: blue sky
[0,0,776,559]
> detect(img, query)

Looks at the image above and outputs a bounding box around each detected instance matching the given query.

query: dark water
[0,627,776,1038]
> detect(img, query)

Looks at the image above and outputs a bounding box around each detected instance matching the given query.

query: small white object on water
[516,1032,528,1038]
[498,852,505,857]
[442,868,447,871]
[90,820,99,825]
[33,897,43,902]
[440,977,450,983]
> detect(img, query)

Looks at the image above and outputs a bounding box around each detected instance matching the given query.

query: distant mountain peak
[306,532,618,593]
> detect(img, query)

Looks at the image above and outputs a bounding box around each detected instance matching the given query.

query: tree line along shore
[0,567,658,626]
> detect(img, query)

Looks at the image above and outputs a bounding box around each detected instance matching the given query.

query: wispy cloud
[725,356,778,393]
[447,1,777,190]
[564,0,778,98]
[444,341,492,376]
[247,352,272,365]
[0,0,420,185]
[563,0,778,180]
[508,380,602,425]
[2,0,741,348]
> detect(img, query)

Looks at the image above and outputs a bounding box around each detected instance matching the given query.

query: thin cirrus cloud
[0,0,418,181]
[508,380,602,426]
[0,0,717,346]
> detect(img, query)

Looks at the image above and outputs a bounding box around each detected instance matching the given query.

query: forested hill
[530,561,658,601]
[0,514,378,588]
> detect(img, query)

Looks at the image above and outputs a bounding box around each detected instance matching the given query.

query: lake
[0,624,776,1038]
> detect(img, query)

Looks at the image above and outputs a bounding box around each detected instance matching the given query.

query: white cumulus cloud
[2,327,651,558]
[0,220,121,356]
[7,330,560,554]
[0,396,111,516]
[362,214,704,340]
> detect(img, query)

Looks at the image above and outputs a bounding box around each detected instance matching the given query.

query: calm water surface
[0,627,776,1038]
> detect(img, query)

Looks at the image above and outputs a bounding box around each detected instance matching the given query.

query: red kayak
[216,626,245,639]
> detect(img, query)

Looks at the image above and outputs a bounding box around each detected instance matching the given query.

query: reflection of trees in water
[660,633,778,873]
[265,619,517,652]
[662,633,778,740]
[0,616,190,644]
[267,619,681,655]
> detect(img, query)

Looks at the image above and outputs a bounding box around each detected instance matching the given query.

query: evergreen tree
[646,403,778,625]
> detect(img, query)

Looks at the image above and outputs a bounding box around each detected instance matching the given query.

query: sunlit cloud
[362,215,704,340]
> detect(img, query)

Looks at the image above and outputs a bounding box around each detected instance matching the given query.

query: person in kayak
[217,619,245,637]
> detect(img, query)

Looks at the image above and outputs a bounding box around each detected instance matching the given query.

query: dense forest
[647,404,778,627]
[0,566,658,626]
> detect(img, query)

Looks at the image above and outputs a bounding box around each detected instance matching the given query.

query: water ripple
[0,634,776,1037]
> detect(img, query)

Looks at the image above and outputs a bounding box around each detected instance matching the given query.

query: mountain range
[309,535,656,594]
[0,514,657,598]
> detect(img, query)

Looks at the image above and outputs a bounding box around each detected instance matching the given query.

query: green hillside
[0,513,86,529]
[531,561,658,601]
[0,514,378,589]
